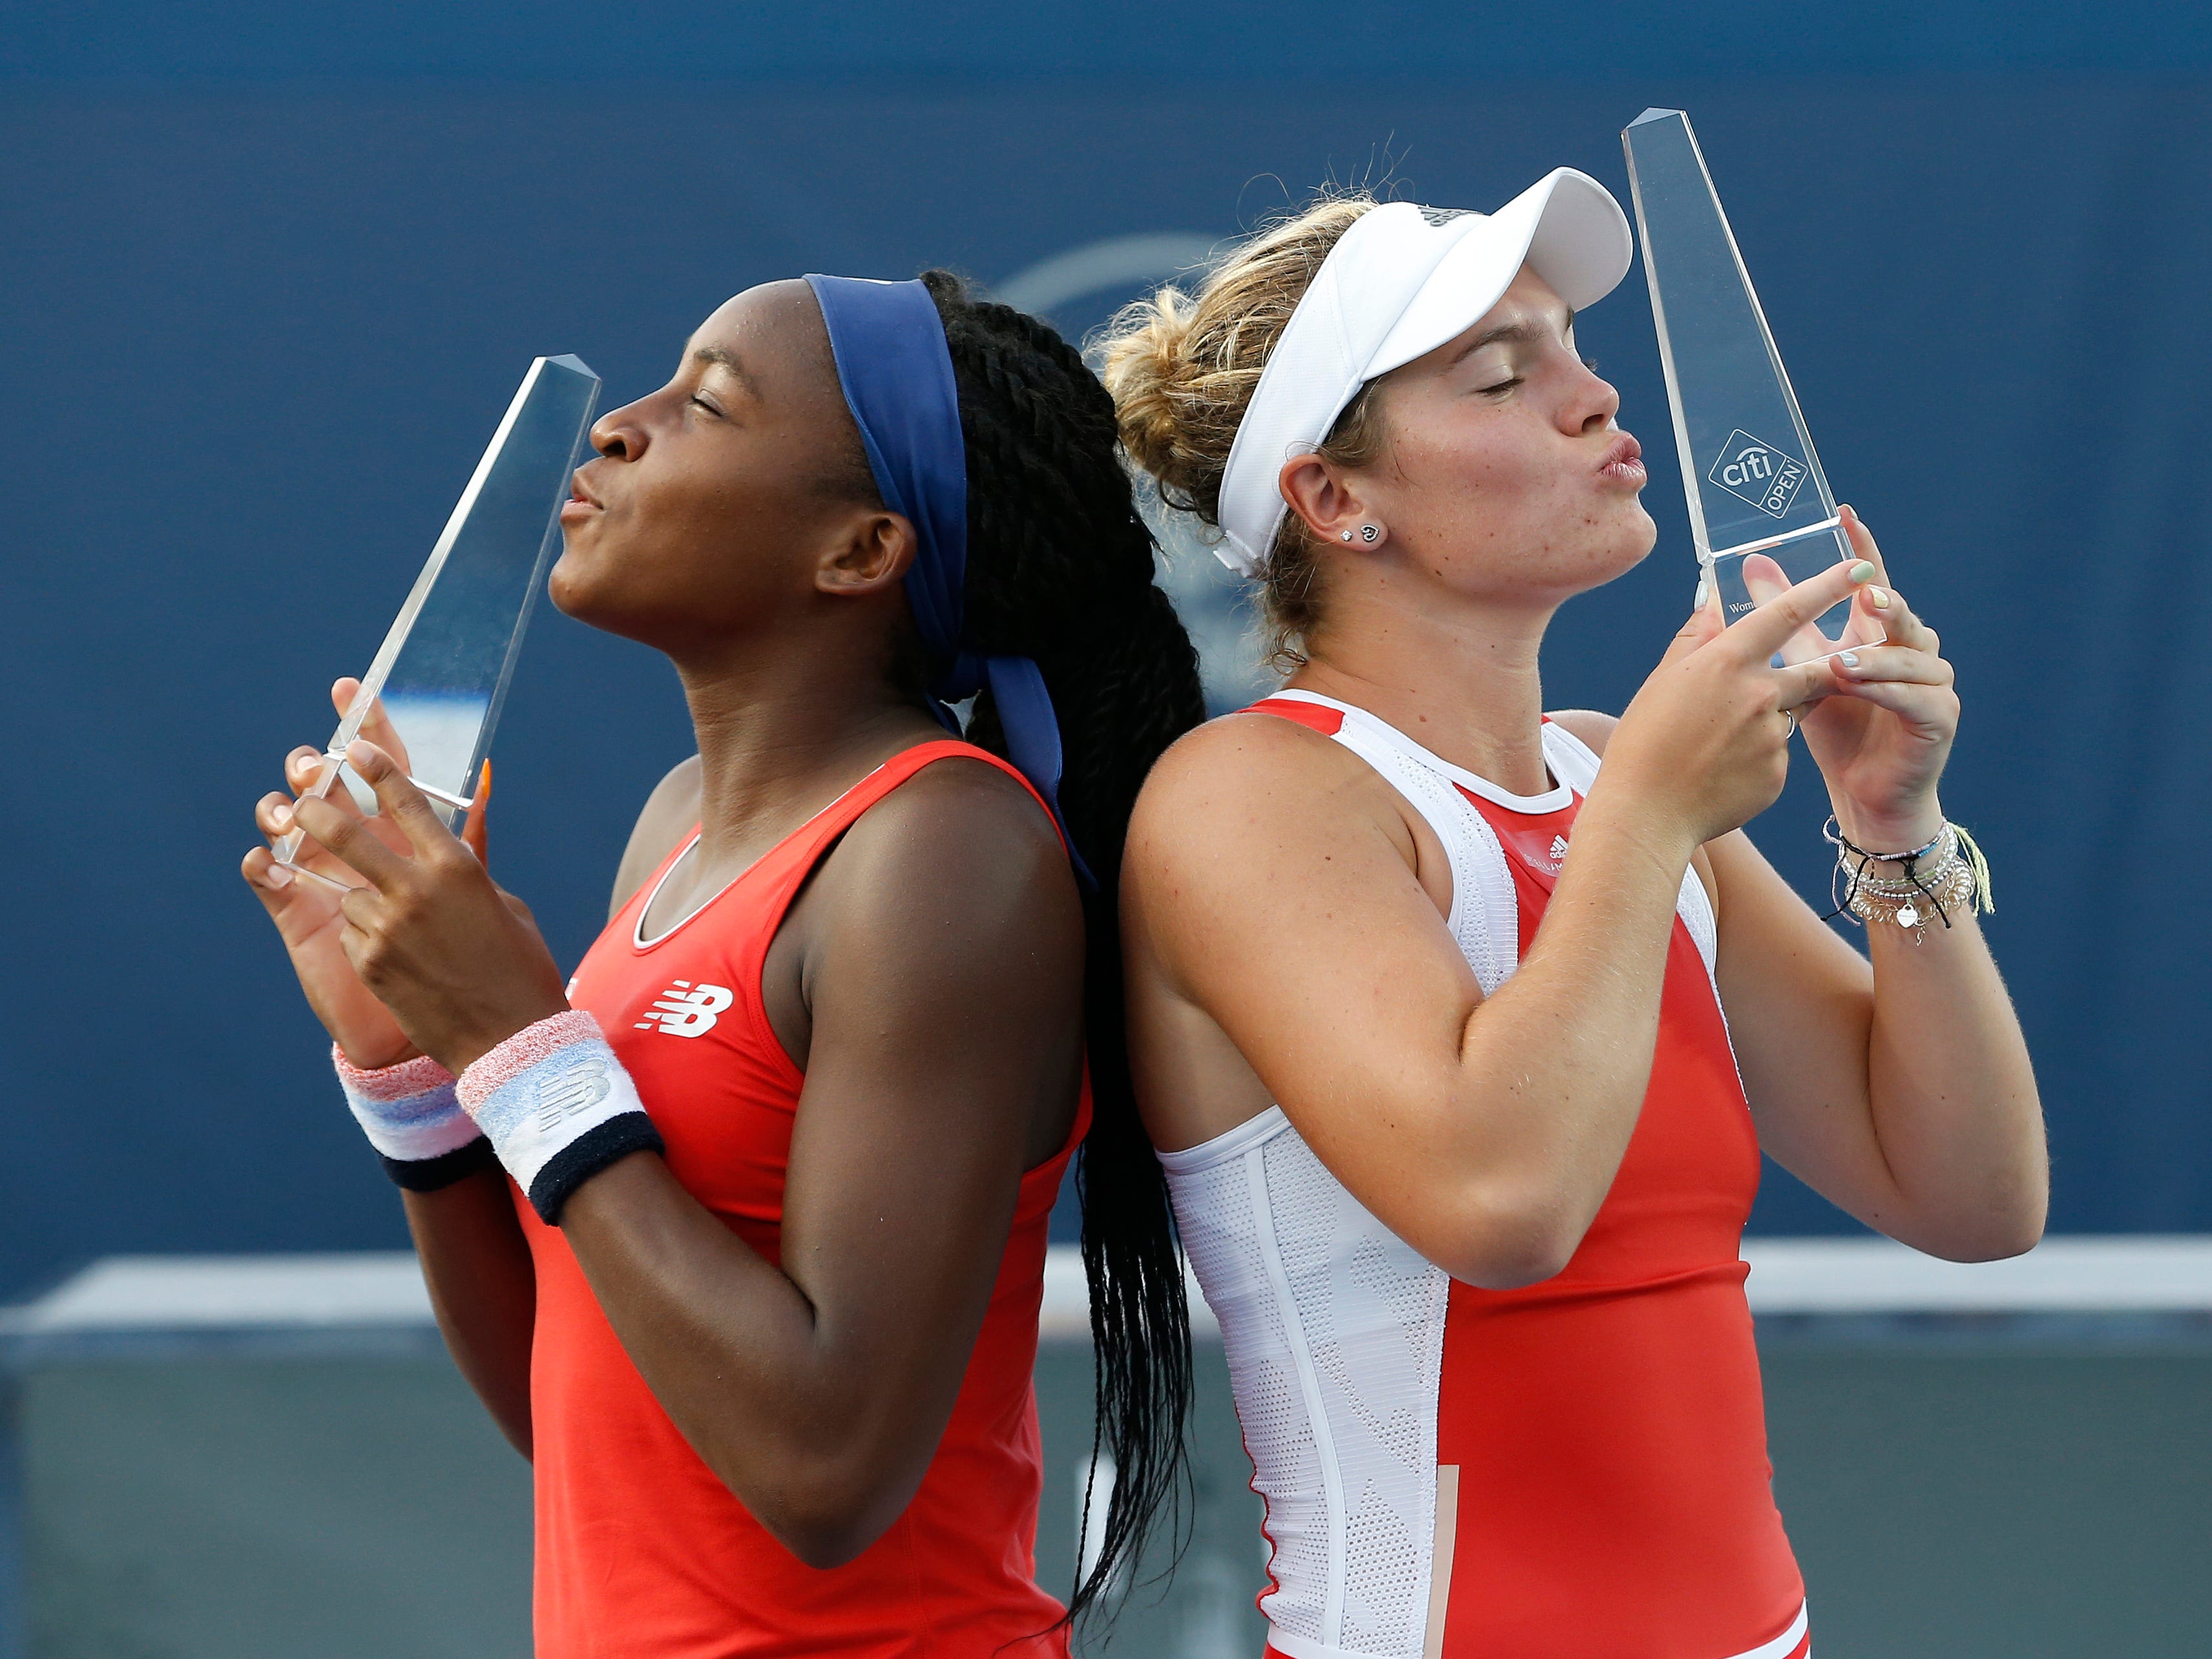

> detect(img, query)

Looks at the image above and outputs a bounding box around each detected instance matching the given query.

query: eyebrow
[1446,307,1576,367]
[690,345,760,395]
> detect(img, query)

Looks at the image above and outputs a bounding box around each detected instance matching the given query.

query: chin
[1550,504,1658,598]
[546,547,643,638]
[546,549,594,620]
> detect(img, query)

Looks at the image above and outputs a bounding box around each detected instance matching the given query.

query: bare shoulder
[1546,707,1619,755]
[1128,709,1392,870]
[809,750,1081,966]
[837,751,1065,874]
[609,755,703,921]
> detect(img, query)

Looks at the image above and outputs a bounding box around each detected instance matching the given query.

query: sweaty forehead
[687,280,842,406]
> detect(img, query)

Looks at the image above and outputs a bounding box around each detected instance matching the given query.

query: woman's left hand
[1795,506,1957,850]
[286,737,570,1074]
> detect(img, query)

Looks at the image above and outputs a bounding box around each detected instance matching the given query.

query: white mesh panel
[1342,1479,1426,1654]
[1166,1131,1326,1642]
[1262,1130,1446,1655]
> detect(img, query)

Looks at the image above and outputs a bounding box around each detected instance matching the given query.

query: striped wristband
[458,1010,664,1225]
[333,1047,497,1192]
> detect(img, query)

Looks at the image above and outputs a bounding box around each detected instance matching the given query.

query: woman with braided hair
[1101,177,2044,1658]
[243,269,1202,1654]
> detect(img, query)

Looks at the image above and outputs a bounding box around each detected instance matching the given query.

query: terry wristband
[458,1010,664,1225]
[333,1047,497,1192]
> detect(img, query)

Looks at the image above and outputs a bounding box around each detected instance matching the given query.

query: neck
[1287,566,1558,796]
[670,621,941,872]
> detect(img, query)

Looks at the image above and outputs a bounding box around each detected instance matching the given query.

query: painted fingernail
[1839,651,1861,667]
[1849,561,1877,583]
[1867,587,1891,609]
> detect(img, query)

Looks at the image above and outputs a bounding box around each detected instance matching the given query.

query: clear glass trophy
[1622,109,1882,664]
[275,354,601,873]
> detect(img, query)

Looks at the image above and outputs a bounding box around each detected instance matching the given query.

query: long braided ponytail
[918,269,1206,1624]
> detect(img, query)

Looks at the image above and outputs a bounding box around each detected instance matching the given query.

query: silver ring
[1781,707,1798,740]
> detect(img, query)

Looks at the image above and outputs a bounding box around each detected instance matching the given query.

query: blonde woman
[1101,174,2043,1659]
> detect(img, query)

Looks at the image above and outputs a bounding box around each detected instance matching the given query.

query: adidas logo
[1547,833,1570,870]
[636,980,735,1038]
[535,1056,611,1131]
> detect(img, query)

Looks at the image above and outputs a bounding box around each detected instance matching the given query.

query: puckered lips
[1596,430,1646,486]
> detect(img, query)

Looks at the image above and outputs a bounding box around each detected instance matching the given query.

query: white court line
[6,1239,2211,1338]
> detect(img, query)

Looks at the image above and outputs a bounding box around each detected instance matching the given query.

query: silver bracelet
[1823,817,1994,943]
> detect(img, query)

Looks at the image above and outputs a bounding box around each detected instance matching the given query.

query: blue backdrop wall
[3,5,2209,1293]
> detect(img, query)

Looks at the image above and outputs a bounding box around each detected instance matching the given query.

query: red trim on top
[1246,696,1346,736]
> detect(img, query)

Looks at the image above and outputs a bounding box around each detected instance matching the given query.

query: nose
[589,399,649,461]
[1562,356,1622,438]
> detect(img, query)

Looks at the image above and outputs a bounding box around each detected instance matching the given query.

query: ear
[1279,453,1377,550]
[816,509,918,598]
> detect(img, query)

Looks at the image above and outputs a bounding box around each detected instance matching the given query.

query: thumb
[1658,573,1725,667]
[461,758,492,866]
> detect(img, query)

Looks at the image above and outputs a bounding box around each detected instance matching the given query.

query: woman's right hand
[1594,558,1877,851]
[240,678,490,1070]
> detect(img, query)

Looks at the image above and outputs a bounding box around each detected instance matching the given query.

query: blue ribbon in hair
[804,274,1092,888]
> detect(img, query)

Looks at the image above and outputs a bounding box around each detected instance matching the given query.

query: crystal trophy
[275,355,601,872]
[1622,109,1883,664]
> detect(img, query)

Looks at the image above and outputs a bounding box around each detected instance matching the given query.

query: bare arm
[403,1168,537,1456]
[243,684,540,1454]
[1559,707,2045,1260]
[555,766,1083,1566]
[1706,828,2042,1257]
[401,754,703,1458]
[1128,565,1860,1287]
[1558,509,2043,1260]
[289,752,1084,1567]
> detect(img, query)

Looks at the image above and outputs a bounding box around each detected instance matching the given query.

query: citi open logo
[1707,430,1808,519]
[636,980,735,1038]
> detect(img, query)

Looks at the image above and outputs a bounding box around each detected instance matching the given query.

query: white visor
[1214,167,1634,576]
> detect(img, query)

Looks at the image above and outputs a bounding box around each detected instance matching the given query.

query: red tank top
[526,740,1085,1659]
[1250,698,1805,1658]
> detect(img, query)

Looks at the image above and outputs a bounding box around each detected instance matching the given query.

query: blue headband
[804,274,1091,888]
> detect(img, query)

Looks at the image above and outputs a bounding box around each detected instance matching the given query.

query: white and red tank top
[1160,691,1808,1659]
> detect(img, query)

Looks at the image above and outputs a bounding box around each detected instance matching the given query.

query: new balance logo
[636,981,734,1038]
[535,1056,611,1131]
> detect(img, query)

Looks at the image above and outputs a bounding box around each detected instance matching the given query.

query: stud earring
[1360,524,1382,545]
[1340,530,1353,541]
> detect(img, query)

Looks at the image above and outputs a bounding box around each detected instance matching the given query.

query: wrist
[337,1035,424,1072]
[440,996,576,1077]
[1830,795,1945,861]
[458,1010,663,1224]
[333,1046,495,1191]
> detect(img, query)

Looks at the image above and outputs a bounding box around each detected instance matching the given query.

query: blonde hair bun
[1098,193,1382,664]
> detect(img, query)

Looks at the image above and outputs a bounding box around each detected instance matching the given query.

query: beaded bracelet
[1823,817,1994,943]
